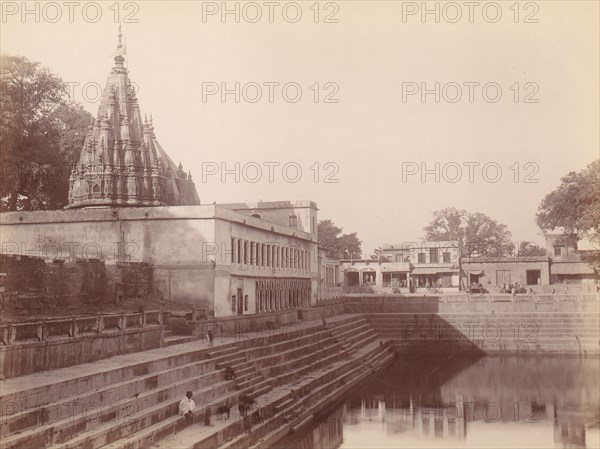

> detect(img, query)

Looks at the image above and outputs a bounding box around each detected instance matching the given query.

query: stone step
[206,346,238,358]
[261,339,365,388]
[224,344,394,449]
[251,334,340,371]
[107,386,271,449]
[129,318,390,448]
[163,335,195,346]
[1,315,371,448]
[216,356,247,369]
[0,350,237,439]
[5,371,233,449]
[0,343,242,412]
[369,312,600,317]
[234,372,264,388]
[383,341,600,351]
[376,332,599,341]
[54,377,250,449]
[228,365,255,379]
[338,327,378,351]
[369,318,600,325]
[240,319,365,361]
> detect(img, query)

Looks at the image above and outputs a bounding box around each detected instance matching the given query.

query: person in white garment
[179,391,195,418]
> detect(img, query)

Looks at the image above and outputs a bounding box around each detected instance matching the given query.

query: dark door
[237,288,244,314]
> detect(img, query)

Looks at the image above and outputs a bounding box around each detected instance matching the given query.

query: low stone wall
[0,311,165,379]
[439,299,599,313]
[186,305,348,342]
[299,305,346,321]
[342,296,440,314]
[190,310,299,340]
[338,293,599,314]
[0,325,164,379]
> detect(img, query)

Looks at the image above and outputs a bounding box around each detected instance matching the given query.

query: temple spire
[67,28,200,209]
[117,24,122,49]
[112,24,127,74]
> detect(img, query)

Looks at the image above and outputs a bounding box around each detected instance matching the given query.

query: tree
[0,55,92,211]
[318,219,362,259]
[517,241,547,257]
[423,207,514,257]
[536,160,600,246]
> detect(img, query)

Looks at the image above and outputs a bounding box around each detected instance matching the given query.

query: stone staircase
[0,314,393,449]
[151,317,393,449]
[163,329,195,347]
[367,312,600,355]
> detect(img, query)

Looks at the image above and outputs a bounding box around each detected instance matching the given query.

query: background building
[340,241,460,293]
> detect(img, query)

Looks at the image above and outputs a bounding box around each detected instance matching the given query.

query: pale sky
[2,1,599,255]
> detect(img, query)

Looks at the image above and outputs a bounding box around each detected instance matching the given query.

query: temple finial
[117,24,123,49]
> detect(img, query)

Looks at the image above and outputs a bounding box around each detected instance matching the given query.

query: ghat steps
[367,312,600,354]
[0,314,391,449]
[2,309,597,449]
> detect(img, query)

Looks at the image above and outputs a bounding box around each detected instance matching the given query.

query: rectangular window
[418,253,426,263]
[443,252,451,263]
[395,254,402,262]
[244,295,248,311]
[231,238,235,263]
[289,215,297,228]
[237,239,241,264]
[243,241,248,265]
[554,246,562,256]
[429,249,439,264]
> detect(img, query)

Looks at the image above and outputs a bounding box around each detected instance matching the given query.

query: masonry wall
[0,206,219,310]
[0,255,160,314]
[462,260,551,291]
[1,204,319,316]
[1,255,108,313]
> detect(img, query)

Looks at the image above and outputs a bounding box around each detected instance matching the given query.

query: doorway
[237,288,244,315]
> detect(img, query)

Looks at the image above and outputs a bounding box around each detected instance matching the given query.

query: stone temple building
[0,29,337,317]
[67,26,200,208]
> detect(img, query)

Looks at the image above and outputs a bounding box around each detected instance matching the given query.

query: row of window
[256,279,311,313]
[324,265,339,287]
[231,237,310,271]
[394,250,452,263]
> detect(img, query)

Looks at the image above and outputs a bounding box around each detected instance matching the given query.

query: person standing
[207,328,214,347]
[179,391,195,418]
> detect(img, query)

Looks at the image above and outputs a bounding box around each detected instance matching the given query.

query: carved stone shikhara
[68,26,199,209]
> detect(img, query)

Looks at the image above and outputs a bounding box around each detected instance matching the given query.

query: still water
[275,355,600,449]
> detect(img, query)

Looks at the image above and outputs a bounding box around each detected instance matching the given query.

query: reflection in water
[275,355,600,449]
